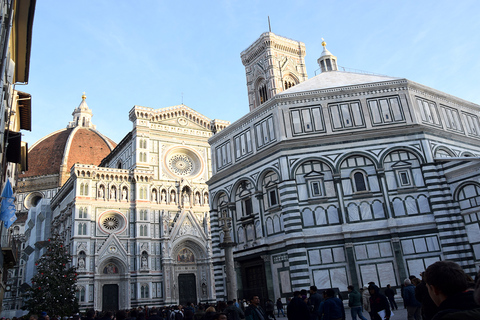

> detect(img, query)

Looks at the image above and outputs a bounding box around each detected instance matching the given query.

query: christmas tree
[22,233,79,316]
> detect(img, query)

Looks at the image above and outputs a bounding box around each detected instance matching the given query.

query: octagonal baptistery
[17,94,116,213]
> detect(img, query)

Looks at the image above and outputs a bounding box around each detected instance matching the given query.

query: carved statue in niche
[170,191,176,204]
[195,193,200,205]
[110,187,116,199]
[78,258,85,268]
[141,255,148,268]
[122,188,128,200]
[183,192,189,206]
[204,193,209,205]
[98,186,104,198]
[161,190,166,203]
[152,190,157,202]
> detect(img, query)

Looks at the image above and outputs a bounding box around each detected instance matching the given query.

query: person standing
[424,261,480,319]
[245,296,267,320]
[287,291,310,320]
[308,286,323,320]
[348,285,367,320]
[265,299,276,320]
[403,279,421,320]
[415,272,438,320]
[383,285,397,311]
[225,300,245,320]
[276,298,285,318]
[320,289,345,320]
[361,286,371,317]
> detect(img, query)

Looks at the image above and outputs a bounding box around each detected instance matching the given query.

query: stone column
[261,254,275,300]
[219,211,237,301]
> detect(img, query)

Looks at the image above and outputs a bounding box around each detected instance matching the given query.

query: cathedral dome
[19,94,116,189]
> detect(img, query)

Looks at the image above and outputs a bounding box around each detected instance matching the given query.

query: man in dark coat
[245,296,267,320]
[415,273,438,320]
[225,300,245,320]
[308,286,323,320]
[424,261,480,319]
[368,285,391,320]
[383,285,397,310]
[287,291,310,320]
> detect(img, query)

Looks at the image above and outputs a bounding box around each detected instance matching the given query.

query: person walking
[308,286,323,320]
[276,298,285,318]
[368,284,390,320]
[348,285,367,320]
[383,285,397,311]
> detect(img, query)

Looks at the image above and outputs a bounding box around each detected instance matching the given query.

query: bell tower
[241,32,308,111]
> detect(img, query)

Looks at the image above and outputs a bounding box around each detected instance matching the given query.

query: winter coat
[431,290,480,320]
[348,289,362,308]
[403,284,421,307]
[361,288,371,313]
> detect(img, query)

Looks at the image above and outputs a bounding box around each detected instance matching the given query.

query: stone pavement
[275,301,408,319]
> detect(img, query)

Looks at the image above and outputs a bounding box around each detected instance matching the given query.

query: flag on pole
[0,179,17,228]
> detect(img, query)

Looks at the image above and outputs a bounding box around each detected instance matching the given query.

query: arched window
[353,171,368,192]
[79,207,84,219]
[141,284,149,298]
[84,183,89,196]
[458,184,480,210]
[80,183,84,196]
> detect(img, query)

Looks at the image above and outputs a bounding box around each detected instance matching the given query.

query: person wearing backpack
[225,300,245,320]
[170,306,184,320]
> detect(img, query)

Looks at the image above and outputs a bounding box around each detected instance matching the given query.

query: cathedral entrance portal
[102,284,119,311]
[178,273,197,305]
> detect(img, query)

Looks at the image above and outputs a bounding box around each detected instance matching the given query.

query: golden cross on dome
[321,38,327,48]
[82,92,87,100]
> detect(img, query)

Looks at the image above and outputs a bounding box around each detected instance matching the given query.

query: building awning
[13,0,36,83]
[17,90,31,131]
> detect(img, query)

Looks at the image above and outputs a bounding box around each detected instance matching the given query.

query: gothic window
[78,223,87,235]
[139,210,148,221]
[141,284,149,298]
[79,207,84,219]
[140,187,144,199]
[84,183,88,196]
[80,183,84,196]
[140,225,148,237]
[242,198,253,216]
[78,287,86,302]
[258,83,268,105]
[352,171,368,192]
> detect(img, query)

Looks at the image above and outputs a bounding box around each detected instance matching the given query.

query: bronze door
[102,284,119,311]
[178,273,197,305]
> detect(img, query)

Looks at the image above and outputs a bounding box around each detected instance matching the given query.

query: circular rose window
[165,147,203,178]
[99,212,126,234]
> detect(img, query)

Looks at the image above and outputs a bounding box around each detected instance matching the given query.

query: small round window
[98,211,126,234]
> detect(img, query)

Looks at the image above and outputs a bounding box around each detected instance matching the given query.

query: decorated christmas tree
[22,233,79,316]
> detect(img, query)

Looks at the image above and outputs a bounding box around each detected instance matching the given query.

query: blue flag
[0,179,17,228]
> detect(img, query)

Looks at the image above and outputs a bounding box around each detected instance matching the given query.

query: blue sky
[23,0,480,145]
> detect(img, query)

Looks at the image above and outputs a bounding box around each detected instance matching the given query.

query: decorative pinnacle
[82,92,86,100]
[321,38,327,48]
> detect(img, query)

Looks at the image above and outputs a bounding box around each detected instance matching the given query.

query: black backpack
[226,308,236,320]
[174,311,184,320]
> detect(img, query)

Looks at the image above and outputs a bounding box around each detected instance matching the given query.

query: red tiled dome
[20,127,116,183]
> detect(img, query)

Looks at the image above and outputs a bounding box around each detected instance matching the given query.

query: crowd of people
[5,261,480,320]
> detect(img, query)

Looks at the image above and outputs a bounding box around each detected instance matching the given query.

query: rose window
[99,211,126,234]
[103,216,119,230]
[168,154,194,176]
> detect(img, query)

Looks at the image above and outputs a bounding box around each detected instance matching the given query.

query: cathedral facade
[15,97,229,312]
[207,34,480,302]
